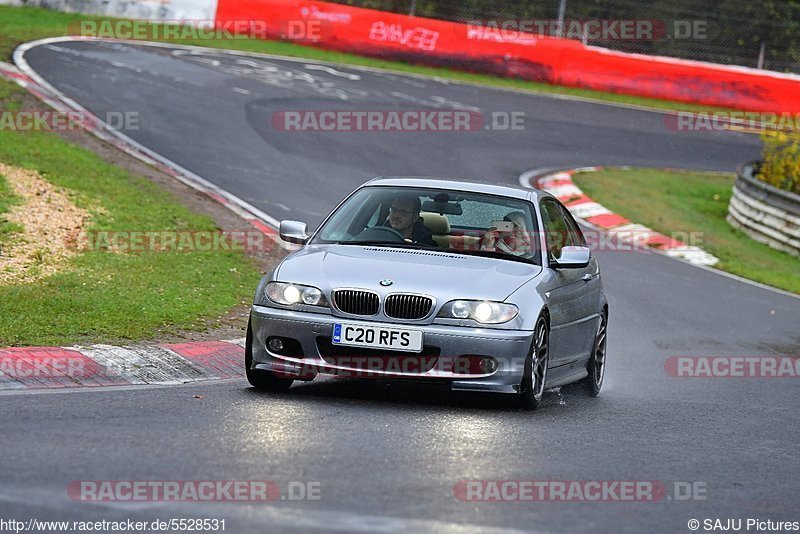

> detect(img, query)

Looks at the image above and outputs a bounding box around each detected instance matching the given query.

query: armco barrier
[214,0,800,113]
[727,162,800,257]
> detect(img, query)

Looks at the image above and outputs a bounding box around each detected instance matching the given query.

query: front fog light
[268,338,284,352]
[479,357,498,374]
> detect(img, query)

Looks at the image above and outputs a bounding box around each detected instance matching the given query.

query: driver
[385,193,438,247]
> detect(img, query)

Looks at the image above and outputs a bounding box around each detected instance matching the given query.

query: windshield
[311,186,540,264]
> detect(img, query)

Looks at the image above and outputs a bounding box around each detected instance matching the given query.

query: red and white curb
[520,167,720,266]
[1,39,292,250]
[0,339,246,391]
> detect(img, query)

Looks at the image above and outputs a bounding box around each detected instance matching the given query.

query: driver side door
[540,198,597,367]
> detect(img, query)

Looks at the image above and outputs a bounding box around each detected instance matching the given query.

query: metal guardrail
[727,162,800,257]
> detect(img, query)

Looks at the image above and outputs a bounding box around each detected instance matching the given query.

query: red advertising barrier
[214,0,800,113]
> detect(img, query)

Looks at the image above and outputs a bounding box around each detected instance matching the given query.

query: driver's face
[388,200,417,237]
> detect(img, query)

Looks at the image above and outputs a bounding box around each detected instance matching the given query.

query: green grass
[0,5,742,115]
[0,77,262,346]
[572,168,800,294]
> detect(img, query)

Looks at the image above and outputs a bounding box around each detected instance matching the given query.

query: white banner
[0,0,218,22]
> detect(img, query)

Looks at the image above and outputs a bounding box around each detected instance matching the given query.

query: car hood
[275,244,541,301]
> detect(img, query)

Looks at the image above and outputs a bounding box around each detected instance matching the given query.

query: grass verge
[0,172,22,246]
[0,77,262,346]
[572,168,800,294]
[0,5,741,114]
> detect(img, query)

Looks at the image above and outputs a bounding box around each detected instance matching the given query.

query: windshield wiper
[334,240,441,250]
[451,248,539,265]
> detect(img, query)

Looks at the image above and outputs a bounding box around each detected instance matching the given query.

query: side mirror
[551,246,590,269]
[279,220,309,245]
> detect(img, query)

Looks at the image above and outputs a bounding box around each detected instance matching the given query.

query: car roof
[363,176,553,202]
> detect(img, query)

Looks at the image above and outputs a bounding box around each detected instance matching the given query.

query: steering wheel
[352,226,407,242]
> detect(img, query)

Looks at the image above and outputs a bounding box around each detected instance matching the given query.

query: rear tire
[579,311,607,397]
[518,314,549,410]
[245,315,293,392]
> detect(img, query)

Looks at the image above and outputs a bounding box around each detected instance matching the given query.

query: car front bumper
[249,304,534,394]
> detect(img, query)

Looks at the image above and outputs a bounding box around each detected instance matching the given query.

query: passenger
[480,211,532,256]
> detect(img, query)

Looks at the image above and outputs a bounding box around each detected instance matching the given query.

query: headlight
[265,282,328,307]
[437,300,518,324]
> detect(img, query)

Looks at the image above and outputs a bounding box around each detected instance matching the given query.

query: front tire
[518,314,549,410]
[245,315,293,392]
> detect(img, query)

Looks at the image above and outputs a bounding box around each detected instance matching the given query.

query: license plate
[332,323,423,353]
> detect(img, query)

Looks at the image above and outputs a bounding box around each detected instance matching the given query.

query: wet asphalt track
[1,40,798,533]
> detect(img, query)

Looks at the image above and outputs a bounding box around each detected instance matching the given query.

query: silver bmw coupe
[246,177,608,409]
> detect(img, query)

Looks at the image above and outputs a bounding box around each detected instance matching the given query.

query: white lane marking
[389,91,481,111]
[235,59,260,68]
[607,223,654,236]
[43,44,84,57]
[377,73,428,88]
[572,166,605,173]
[232,86,251,95]
[304,63,361,80]
[110,61,143,73]
[66,345,217,385]
[544,184,582,199]
[568,202,612,219]
[518,168,560,189]
[663,246,720,266]
[0,378,244,397]
[222,338,246,347]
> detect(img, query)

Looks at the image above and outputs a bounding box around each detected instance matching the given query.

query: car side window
[540,199,570,259]
[556,202,586,247]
